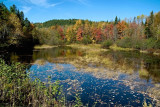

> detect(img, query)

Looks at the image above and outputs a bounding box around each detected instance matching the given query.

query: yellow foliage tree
[8,13,23,45]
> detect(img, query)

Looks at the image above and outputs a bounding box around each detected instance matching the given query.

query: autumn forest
[1,3,160,52]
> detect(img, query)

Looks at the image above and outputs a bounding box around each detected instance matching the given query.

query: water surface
[6,46,160,106]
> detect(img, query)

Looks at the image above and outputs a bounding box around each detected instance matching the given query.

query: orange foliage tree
[76,28,83,41]
[116,21,127,39]
[104,24,114,40]
[92,28,102,43]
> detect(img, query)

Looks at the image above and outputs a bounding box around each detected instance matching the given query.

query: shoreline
[34,44,160,56]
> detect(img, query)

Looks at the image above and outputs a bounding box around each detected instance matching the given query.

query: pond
[4,46,160,106]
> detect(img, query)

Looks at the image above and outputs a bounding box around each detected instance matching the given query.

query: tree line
[35,19,93,28]
[1,3,160,51]
[34,11,160,51]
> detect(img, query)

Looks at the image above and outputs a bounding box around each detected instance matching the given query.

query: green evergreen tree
[10,4,17,14]
[145,11,154,38]
[19,11,24,26]
[24,18,30,28]
[145,19,151,38]
[114,16,118,25]
[149,11,154,25]
[0,2,9,46]
[0,2,9,20]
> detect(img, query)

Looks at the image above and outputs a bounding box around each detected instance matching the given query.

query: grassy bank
[34,45,58,49]
[110,44,160,56]
[110,44,134,51]
[34,43,160,56]
[67,44,108,52]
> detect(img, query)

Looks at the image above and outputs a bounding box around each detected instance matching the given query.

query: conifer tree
[114,16,118,25]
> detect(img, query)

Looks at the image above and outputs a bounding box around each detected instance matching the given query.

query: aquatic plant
[74,93,83,107]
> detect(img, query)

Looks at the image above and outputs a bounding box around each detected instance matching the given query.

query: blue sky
[1,0,160,23]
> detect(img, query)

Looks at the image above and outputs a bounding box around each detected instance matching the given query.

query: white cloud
[30,0,46,5]
[68,0,89,6]
[29,0,61,8]
[22,6,31,14]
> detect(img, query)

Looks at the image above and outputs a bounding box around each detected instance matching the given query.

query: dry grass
[153,52,160,56]
[140,50,149,54]
[67,44,108,52]
[66,44,134,75]
[34,45,58,49]
[33,44,135,75]
[110,44,134,51]
[139,68,149,78]
[33,59,47,65]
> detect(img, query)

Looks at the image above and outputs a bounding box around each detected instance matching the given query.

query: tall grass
[0,59,64,107]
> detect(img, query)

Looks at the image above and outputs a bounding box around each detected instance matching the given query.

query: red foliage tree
[104,24,114,40]
[92,28,102,42]
[57,26,65,40]
[76,28,83,41]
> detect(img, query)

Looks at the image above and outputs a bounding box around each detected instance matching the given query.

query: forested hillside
[34,19,93,28]
[34,11,160,51]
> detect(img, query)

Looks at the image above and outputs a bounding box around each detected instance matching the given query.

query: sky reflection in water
[29,62,155,106]
[8,46,160,106]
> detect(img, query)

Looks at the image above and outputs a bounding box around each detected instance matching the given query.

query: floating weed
[143,100,153,107]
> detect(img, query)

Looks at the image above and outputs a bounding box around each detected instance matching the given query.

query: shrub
[101,40,113,48]
[154,40,160,49]
[141,38,157,50]
[116,37,133,48]
[0,59,63,106]
[82,36,92,45]
[116,36,144,49]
